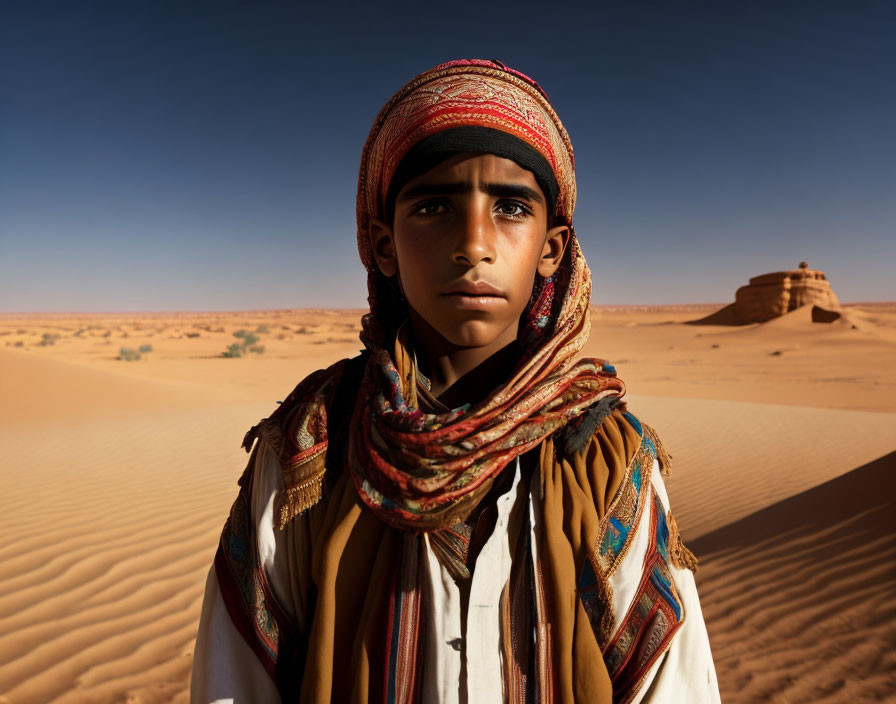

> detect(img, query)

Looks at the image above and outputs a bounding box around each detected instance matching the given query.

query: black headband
[384,125,559,224]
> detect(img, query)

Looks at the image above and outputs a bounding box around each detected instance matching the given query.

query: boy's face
[370,152,569,350]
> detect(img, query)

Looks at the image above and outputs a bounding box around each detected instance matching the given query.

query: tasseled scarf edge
[666,509,698,573]
[275,467,327,528]
[241,413,330,530]
[642,422,673,476]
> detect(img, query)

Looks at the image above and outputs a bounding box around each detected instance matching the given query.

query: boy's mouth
[440,280,505,298]
[440,281,507,311]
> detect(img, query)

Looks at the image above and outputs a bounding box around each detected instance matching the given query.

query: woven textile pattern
[357,58,577,273]
[338,59,621,531]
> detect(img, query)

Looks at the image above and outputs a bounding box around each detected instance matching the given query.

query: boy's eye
[412,201,450,216]
[496,200,531,218]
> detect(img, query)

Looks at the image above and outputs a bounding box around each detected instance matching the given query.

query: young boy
[191,59,721,703]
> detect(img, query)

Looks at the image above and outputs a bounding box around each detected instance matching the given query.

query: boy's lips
[440,280,505,297]
[439,280,507,311]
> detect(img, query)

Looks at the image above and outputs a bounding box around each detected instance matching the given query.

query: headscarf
[346,59,625,532]
[356,58,577,345]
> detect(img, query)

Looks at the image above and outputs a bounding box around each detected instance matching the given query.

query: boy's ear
[369,217,398,277]
[537,225,570,278]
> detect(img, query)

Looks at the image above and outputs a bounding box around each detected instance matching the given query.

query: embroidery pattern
[642,422,673,476]
[214,446,281,678]
[240,359,360,529]
[578,411,654,648]
[357,61,577,249]
[595,411,655,576]
[603,489,685,704]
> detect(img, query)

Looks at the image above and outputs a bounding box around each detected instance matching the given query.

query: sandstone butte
[735,261,840,323]
[692,262,842,325]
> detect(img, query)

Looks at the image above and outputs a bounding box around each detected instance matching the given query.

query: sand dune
[0,348,239,426]
[0,305,894,702]
[691,451,896,703]
[0,405,267,703]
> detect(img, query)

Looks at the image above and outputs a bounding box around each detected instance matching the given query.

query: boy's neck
[405,311,523,410]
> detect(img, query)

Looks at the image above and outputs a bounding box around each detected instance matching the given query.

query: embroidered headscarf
[357,58,577,345]
[345,59,625,531]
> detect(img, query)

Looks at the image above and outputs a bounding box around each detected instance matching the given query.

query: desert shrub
[223,342,245,358]
[255,324,270,334]
[223,330,265,358]
[13,340,23,347]
[118,347,141,361]
[185,332,200,338]
[233,330,259,346]
[138,344,153,353]
[38,333,61,346]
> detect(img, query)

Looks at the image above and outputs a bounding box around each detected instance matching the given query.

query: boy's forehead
[385,131,559,222]
[403,152,539,185]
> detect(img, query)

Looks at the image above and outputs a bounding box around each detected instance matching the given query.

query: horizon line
[1,301,893,317]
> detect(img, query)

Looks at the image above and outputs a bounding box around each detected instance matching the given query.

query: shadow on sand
[692,449,896,558]
[685,303,746,326]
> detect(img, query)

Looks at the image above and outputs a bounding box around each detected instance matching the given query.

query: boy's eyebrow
[397,181,544,205]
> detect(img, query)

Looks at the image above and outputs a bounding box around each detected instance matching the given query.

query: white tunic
[191,434,721,703]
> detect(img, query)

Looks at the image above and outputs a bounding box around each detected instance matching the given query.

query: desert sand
[1,303,894,703]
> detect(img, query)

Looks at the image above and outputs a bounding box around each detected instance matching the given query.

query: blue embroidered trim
[597,432,655,573]
[602,489,684,702]
[621,410,642,436]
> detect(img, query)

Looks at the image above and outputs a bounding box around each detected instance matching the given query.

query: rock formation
[734,262,840,323]
[690,262,841,325]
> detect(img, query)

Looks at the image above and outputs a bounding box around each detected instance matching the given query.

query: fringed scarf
[270,59,625,533]
[349,233,622,532]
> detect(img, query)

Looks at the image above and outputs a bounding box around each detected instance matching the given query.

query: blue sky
[1,1,893,311]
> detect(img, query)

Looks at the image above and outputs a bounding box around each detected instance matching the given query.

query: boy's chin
[433,318,518,350]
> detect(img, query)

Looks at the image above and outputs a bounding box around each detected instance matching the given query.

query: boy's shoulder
[556,398,672,477]
[241,351,368,455]
[239,351,369,527]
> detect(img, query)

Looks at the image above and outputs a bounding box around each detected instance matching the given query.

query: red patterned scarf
[266,60,625,533]
[344,59,624,531]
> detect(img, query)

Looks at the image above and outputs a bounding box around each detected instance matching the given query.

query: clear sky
[1,1,894,312]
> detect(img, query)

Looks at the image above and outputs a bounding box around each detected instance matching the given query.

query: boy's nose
[452,205,496,265]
